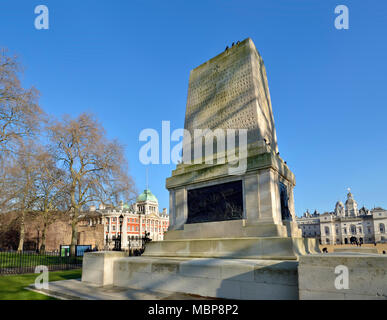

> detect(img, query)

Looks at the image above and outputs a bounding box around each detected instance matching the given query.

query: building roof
[136,189,158,203]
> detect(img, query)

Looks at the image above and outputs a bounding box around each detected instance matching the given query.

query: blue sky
[1,1,386,216]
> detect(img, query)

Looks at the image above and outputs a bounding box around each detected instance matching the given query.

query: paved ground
[26,279,218,300]
[319,243,387,254]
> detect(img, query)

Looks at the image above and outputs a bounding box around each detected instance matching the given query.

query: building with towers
[296,190,387,245]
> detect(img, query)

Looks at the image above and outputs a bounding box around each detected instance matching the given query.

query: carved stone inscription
[185,52,258,132]
[186,180,243,224]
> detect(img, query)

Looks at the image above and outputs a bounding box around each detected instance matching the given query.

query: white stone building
[297,210,321,238]
[296,191,387,245]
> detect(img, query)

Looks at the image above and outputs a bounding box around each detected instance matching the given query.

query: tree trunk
[40,222,47,253]
[17,210,25,252]
[70,217,78,256]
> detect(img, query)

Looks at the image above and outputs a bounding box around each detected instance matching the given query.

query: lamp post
[119,214,123,251]
[138,208,142,249]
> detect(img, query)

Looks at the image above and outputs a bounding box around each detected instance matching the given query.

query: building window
[343,228,347,234]
[325,226,330,235]
[380,223,385,234]
[350,225,356,235]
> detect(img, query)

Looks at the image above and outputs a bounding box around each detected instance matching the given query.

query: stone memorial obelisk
[144,38,317,260]
[82,38,319,299]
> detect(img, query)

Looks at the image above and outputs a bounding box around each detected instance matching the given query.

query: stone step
[143,237,320,260]
[112,256,299,299]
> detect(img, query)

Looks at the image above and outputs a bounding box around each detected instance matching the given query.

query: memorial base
[143,236,320,261]
[82,252,300,299]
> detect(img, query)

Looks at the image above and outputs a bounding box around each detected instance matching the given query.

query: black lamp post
[113,214,124,251]
[138,208,142,245]
[119,214,123,251]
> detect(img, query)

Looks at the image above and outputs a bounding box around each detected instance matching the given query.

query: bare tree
[0,156,12,213]
[34,147,67,252]
[48,113,135,256]
[5,140,41,251]
[0,49,43,155]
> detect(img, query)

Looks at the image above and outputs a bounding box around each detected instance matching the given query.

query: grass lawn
[0,269,82,300]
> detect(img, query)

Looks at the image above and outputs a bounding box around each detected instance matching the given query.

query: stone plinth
[81,251,127,286]
[165,219,300,240]
[298,253,387,300]
[112,256,299,300]
[167,145,298,233]
[143,237,320,260]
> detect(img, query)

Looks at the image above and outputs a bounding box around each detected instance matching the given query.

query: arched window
[380,223,385,234]
[350,225,357,235]
[324,226,330,235]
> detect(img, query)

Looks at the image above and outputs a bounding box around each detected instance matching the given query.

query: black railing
[105,231,152,256]
[0,250,83,275]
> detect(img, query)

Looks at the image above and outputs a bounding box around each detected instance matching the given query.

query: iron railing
[0,250,83,275]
